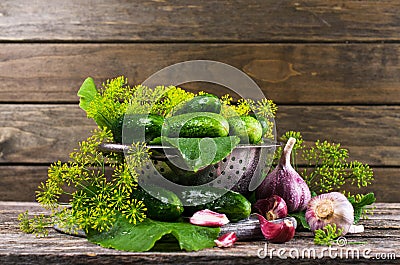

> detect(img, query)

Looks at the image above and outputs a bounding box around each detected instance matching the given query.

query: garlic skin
[256,137,311,213]
[214,232,237,248]
[306,192,354,235]
[257,214,296,243]
[190,209,230,227]
[253,195,288,220]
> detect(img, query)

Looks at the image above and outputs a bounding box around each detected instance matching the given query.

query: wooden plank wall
[0,0,399,202]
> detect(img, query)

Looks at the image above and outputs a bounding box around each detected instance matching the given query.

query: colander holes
[208,183,214,187]
[217,179,221,184]
[222,158,227,162]
[214,164,219,169]
[239,159,243,164]
[146,164,150,169]
[231,157,236,161]
[229,165,234,170]
[160,168,165,173]
[242,167,247,171]
[227,175,232,180]
[221,171,226,175]
[153,160,158,165]
[209,172,214,177]
[235,171,240,175]
[141,170,145,175]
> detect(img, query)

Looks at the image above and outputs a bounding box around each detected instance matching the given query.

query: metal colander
[99,143,278,195]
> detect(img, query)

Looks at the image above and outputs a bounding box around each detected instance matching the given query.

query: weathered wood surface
[1,44,400,104]
[0,104,398,165]
[0,202,398,264]
[1,0,400,42]
[0,166,398,203]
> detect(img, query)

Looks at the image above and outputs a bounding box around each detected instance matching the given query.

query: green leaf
[289,211,310,230]
[77,77,98,111]
[87,214,220,252]
[162,136,240,172]
[349,193,376,224]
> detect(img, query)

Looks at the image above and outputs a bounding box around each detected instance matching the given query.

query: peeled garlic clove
[190,209,230,227]
[306,192,354,235]
[214,232,237,248]
[253,195,288,220]
[256,214,296,243]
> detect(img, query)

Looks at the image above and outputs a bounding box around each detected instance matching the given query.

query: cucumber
[174,94,221,115]
[228,115,263,144]
[180,187,252,222]
[112,114,164,143]
[162,112,229,138]
[251,114,269,136]
[131,185,184,222]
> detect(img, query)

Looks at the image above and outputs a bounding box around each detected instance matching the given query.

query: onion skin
[256,137,311,213]
[253,195,288,220]
[305,192,354,235]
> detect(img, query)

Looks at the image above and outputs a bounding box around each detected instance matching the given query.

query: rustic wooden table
[0,202,398,264]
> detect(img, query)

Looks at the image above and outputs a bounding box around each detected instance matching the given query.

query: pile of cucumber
[114,93,268,145]
[119,94,269,222]
[134,185,252,222]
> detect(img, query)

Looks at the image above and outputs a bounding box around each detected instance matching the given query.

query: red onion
[253,195,288,220]
[256,137,311,213]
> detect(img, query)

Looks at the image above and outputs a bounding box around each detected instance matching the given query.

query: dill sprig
[275,131,374,194]
[314,224,343,246]
[20,128,148,236]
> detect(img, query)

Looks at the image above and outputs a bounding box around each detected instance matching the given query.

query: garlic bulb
[306,192,354,235]
[256,137,311,212]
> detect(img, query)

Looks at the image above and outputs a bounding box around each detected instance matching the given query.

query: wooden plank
[1,43,400,104]
[0,202,399,264]
[1,0,400,42]
[0,166,397,202]
[0,104,398,165]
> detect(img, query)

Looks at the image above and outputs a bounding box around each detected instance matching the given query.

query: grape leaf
[162,136,240,172]
[348,192,376,224]
[289,211,310,230]
[87,214,220,252]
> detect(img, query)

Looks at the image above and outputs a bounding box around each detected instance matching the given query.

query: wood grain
[0,202,399,264]
[0,0,400,42]
[1,44,400,104]
[0,104,398,166]
[0,166,397,202]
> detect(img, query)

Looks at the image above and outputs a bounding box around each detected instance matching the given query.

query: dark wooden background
[0,0,399,202]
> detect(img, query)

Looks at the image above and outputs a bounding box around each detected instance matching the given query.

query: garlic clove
[214,232,237,248]
[256,214,296,243]
[253,195,288,220]
[306,192,354,235]
[190,209,230,227]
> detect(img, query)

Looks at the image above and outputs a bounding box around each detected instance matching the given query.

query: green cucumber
[251,114,269,136]
[162,112,229,138]
[113,114,164,143]
[131,185,184,222]
[180,187,251,222]
[228,115,263,144]
[174,94,221,115]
